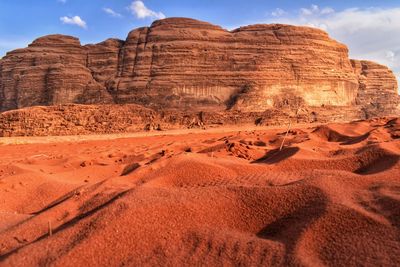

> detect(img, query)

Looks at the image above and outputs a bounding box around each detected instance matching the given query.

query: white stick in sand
[279,107,299,151]
[48,221,52,236]
[280,120,292,151]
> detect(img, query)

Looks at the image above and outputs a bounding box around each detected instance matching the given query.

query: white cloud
[103,8,122,18]
[299,4,335,17]
[271,8,287,17]
[129,1,165,20]
[321,7,335,15]
[300,4,320,16]
[60,16,87,29]
[385,50,396,62]
[267,6,400,84]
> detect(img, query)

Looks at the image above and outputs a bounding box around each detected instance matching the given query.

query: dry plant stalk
[279,107,300,151]
[48,221,52,236]
[280,120,292,151]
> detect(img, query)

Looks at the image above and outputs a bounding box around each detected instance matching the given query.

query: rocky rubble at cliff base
[0,103,372,137]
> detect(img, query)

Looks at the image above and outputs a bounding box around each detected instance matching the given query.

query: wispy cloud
[271,8,287,17]
[103,8,123,18]
[267,6,400,82]
[129,1,165,20]
[299,4,334,16]
[57,0,67,4]
[60,16,87,29]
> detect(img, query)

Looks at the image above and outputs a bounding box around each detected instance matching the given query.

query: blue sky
[1,1,400,82]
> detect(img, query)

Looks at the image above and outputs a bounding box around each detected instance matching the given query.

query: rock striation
[0,35,114,111]
[351,60,399,117]
[0,17,399,116]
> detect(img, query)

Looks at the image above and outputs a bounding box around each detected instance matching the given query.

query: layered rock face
[0,17,398,116]
[352,60,399,117]
[0,35,114,111]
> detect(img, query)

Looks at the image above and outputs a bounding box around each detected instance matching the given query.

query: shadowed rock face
[0,17,399,115]
[351,60,400,117]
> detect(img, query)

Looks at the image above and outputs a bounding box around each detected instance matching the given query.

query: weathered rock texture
[351,60,399,117]
[0,18,399,117]
[0,104,365,137]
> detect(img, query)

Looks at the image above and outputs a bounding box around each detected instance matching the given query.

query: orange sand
[0,117,399,266]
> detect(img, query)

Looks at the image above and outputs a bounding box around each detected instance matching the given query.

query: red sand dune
[0,117,399,266]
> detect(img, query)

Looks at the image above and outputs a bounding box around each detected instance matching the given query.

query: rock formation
[0,17,399,116]
[351,60,399,117]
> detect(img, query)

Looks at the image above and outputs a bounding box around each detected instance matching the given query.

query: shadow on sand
[253,147,300,164]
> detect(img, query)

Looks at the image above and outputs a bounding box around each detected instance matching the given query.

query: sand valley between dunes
[0,117,399,266]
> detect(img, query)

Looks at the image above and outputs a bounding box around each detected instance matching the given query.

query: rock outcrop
[351,60,399,117]
[0,17,399,116]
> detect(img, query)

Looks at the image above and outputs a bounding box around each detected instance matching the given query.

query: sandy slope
[0,117,399,266]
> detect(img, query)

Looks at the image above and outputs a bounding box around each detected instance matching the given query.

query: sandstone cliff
[0,17,399,116]
[351,60,399,117]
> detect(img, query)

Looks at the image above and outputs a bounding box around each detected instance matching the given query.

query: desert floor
[0,118,399,266]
